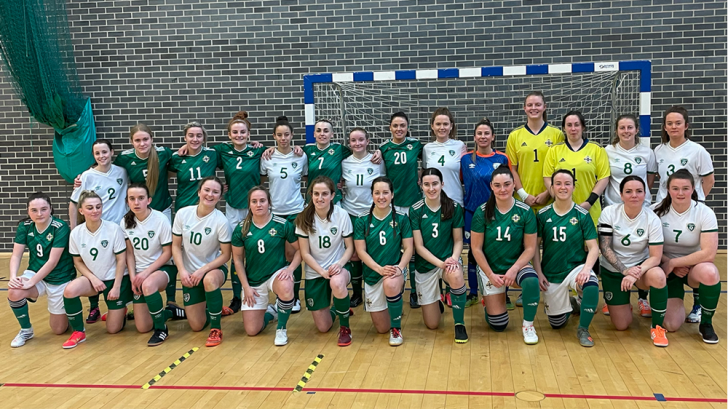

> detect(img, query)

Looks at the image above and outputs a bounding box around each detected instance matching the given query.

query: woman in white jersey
[597,176,668,347]
[341,128,385,308]
[121,183,177,346]
[296,176,355,347]
[260,116,308,312]
[62,191,131,348]
[653,169,720,344]
[423,107,467,206]
[172,177,232,348]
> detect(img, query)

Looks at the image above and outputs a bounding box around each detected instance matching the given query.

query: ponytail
[420,168,454,220]
[129,123,159,197]
[123,183,151,229]
[653,169,699,217]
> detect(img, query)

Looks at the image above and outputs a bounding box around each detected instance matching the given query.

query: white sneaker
[266,304,278,321]
[522,324,538,345]
[389,328,403,346]
[292,299,301,313]
[11,328,34,348]
[275,328,288,346]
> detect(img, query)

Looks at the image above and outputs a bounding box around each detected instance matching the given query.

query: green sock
[409,260,417,294]
[649,285,667,328]
[350,261,363,297]
[578,284,599,329]
[334,296,351,327]
[230,262,242,300]
[261,312,273,333]
[386,294,403,328]
[329,308,337,324]
[145,291,167,330]
[88,294,99,310]
[293,265,302,302]
[64,297,85,332]
[699,283,721,325]
[9,299,31,329]
[277,298,293,330]
[165,279,176,303]
[638,289,649,300]
[520,276,540,322]
[451,290,466,325]
[205,289,223,330]
[693,287,700,306]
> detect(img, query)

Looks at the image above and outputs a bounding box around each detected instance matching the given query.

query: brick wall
[0,0,725,250]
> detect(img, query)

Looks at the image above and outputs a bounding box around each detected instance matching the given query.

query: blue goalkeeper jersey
[460,150,512,213]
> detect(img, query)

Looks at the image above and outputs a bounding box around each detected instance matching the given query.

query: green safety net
[0,0,95,182]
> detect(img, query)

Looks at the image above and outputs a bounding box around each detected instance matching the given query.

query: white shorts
[21,271,68,315]
[476,266,508,296]
[241,268,284,311]
[394,205,410,216]
[542,265,597,316]
[415,267,444,305]
[162,206,172,224]
[364,278,388,313]
[226,204,249,231]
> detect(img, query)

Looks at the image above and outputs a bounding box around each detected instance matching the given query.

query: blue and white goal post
[303,60,651,148]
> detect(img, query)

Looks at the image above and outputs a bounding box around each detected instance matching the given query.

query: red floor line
[3,383,138,389]
[150,385,291,392]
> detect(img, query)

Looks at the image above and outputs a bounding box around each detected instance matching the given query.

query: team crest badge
[637,229,644,236]
[584,156,593,163]
[545,139,553,147]
[247,151,254,157]
[464,231,470,240]
[269,228,277,236]
[204,227,212,235]
[117,178,123,185]
[46,233,53,241]
[512,214,520,223]
[687,223,695,232]
[635,157,642,164]
[328,149,335,155]
[330,227,338,235]
[493,163,501,169]
[449,150,456,157]
[407,144,413,150]
[605,292,613,301]
[292,162,298,169]
[101,240,109,248]
[389,221,397,228]
[148,231,155,238]
[184,293,190,303]
[307,298,314,307]
[367,168,373,175]
[570,217,578,226]
[203,156,210,163]
[680,158,688,166]
[134,294,141,301]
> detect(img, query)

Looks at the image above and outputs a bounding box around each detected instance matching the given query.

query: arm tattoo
[599,234,627,273]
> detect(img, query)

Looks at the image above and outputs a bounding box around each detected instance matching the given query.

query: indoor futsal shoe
[515,293,523,307]
[505,295,515,310]
[409,292,420,309]
[465,293,479,308]
[686,304,701,323]
[62,331,86,349]
[11,327,34,348]
[444,292,452,308]
[337,326,352,347]
[350,293,363,308]
[454,324,469,344]
[166,304,187,320]
[699,323,719,344]
[292,299,301,314]
[389,328,403,346]
[86,306,101,324]
[650,325,668,347]
[266,304,278,321]
[522,324,538,345]
[577,327,594,347]
[439,299,445,314]
[638,298,652,318]
[602,304,610,315]
[570,296,581,315]
[148,326,169,347]
[275,329,288,346]
[205,329,223,347]
[228,296,242,314]
[221,305,235,316]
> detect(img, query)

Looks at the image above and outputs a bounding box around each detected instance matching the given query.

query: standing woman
[653,106,715,323]
[296,176,355,346]
[260,116,308,312]
[423,108,467,206]
[302,119,351,204]
[533,170,600,347]
[355,177,414,346]
[170,122,219,212]
[654,169,720,344]
[121,183,177,346]
[341,128,386,307]
[543,110,610,227]
[461,118,519,307]
[598,176,669,347]
[409,168,469,343]
[232,187,300,346]
[63,191,132,348]
[171,177,232,347]
[8,193,76,347]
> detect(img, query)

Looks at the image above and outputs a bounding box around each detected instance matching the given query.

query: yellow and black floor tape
[293,354,324,392]
[142,347,199,389]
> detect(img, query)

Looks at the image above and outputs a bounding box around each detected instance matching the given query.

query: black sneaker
[699,323,719,344]
[410,293,420,309]
[126,311,135,321]
[350,293,363,308]
[438,299,445,314]
[86,306,101,324]
[454,324,469,344]
[166,304,187,321]
[148,326,169,347]
[228,297,242,314]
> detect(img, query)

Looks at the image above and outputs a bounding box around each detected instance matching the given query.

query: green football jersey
[170,147,220,211]
[381,138,423,207]
[14,217,75,285]
[302,143,351,203]
[231,216,297,287]
[537,203,598,283]
[354,210,413,286]
[214,143,265,209]
[409,199,464,273]
[471,199,536,275]
[115,147,173,211]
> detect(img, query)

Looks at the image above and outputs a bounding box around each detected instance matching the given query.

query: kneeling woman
[63,191,132,348]
[296,176,355,346]
[172,177,232,347]
[533,169,600,347]
[410,168,468,343]
[470,167,540,344]
[354,177,414,346]
[598,176,668,347]
[232,186,300,346]
[655,169,720,344]
[122,184,178,346]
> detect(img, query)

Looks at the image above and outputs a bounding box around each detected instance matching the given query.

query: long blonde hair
[129,123,159,197]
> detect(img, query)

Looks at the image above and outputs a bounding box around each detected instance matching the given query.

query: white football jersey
[654,140,713,203]
[70,165,129,224]
[69,220,128,281]
[597,204,663,272]
[120,209,173,273]
[296,205,353,280]
[260,149,308,216]
[172,206,232,273]
[341,153,386,217]
[423,139,467,205]
[604,143,657,206]
[658,201,718,259]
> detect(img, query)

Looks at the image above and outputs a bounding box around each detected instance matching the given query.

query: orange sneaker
[651,325,668,347]
[602,304,610,316]
[62,331,86,349]
[206,329,223,347]
[221,306,235,316]
[638,299,652,318]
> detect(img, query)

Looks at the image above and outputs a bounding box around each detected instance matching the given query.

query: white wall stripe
[503,65,527,76]
[373,71,396,81]
[416,70,438,79]
[332,73,354,83]
[548,64,572,74]
[459,67,481,78]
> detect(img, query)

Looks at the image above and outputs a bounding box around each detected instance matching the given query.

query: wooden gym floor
[0,253,725,409]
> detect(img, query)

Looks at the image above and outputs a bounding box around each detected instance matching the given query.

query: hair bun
[234,111,248,120]
[276,115,289,122]
[482,117,491,124]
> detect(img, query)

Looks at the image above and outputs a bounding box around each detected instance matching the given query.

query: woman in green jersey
[170,122,220,212]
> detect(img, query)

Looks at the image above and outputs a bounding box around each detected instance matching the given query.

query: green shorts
[667,273,691,300]
[305,277,332,311]
[132,265,178,304]
[182,264,228,306]
[102,275,133,310]
[600,267,631,306]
